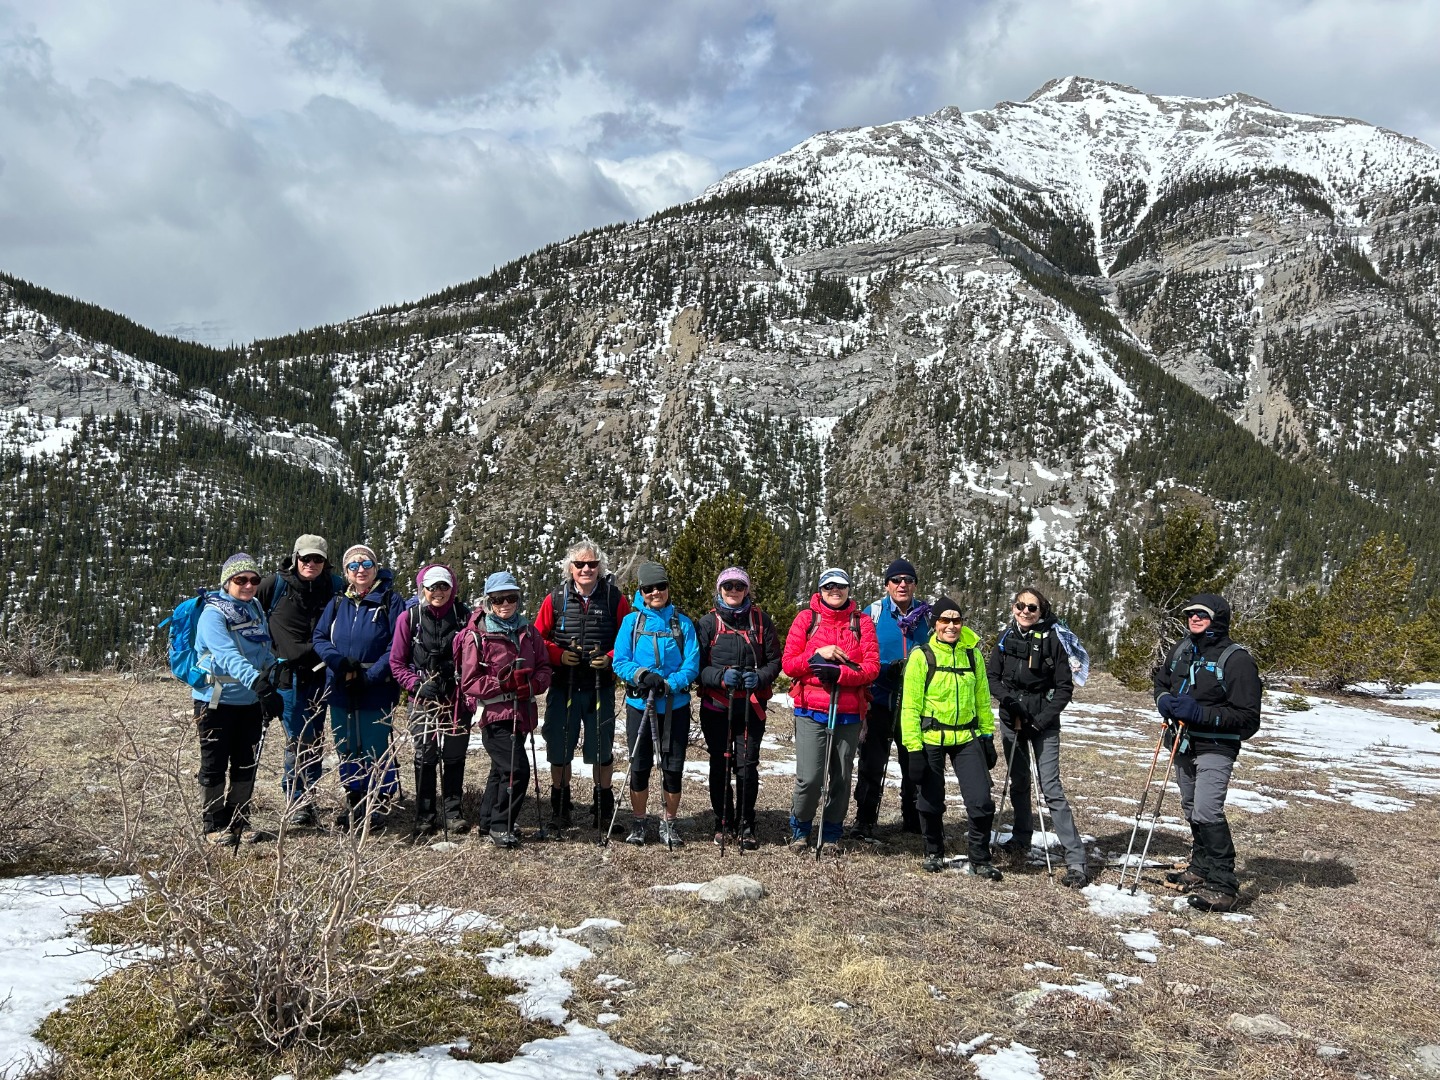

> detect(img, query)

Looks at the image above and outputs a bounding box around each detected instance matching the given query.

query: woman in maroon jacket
[455,571,554,848]
[781,567,880,851]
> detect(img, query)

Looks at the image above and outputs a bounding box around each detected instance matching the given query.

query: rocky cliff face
[3,76,1439,660]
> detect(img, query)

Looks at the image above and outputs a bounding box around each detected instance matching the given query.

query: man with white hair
[532,539,632,830]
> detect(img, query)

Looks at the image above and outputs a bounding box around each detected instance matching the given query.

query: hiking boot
[489,829,520,849]
[594,787,616,831]
[286,804,318,829]
[625,818,647,846]
[713,831,728,847]
[739,827,758,851]
[658,818,685,848]
[1188,886,1239,913]
[205,829,235,847]
[922,853,946,873]
[966,862,1004,882]
[847,822,876,842]
[1166,868,1206,892]
[999,836,1032,858]
[552,787,572,829]
[1061,867,1089,889]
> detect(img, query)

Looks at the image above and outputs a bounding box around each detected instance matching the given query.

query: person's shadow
[1244,856,1357,889]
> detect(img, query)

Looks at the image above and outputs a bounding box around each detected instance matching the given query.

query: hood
[279,552,333,593]
[1183,592,1232,639]
[631,593,678,625]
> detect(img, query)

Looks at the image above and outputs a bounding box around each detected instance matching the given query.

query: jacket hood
[631,592,678,623]
[933,627,982,652]
[1184,592,1232,639]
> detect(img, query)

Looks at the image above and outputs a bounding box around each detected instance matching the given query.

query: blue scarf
[485,610,524,643]
[715,594,752,616]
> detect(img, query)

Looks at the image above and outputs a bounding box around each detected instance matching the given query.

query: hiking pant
[194,699,263,832]
[852,701,917,829]
[279,668,327,805]
[699,701,766,831]
[330,704,395,795]
[410,703,469,827]
[915,740,995,863]
[477,721,527,835]
[1000,722,1087,870]
[1177,743,1240,896]
[791,715,862,843]
[625,701,690,795]
[543,683,616,767]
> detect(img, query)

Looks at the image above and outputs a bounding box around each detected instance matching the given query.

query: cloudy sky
[2,0,1438,344]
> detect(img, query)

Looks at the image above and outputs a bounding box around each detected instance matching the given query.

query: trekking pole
[1118,730,1169,889]
[604,689,655,846]
[720,685,740,855]
[996,720,1020,831]
[652,693,671,851]
[1028,739,1055,884]
[504,718,519,842]
[1130,723,1186,895]
[814,689,840,862]
[529,728,548,840]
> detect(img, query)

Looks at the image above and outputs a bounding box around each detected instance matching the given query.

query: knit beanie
[930,595,963,627]
[636,561,669,588]
[884,558,918,582]
[220,553,261,588]
[341,544,378,569]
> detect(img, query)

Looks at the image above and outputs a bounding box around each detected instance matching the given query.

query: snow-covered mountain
[4,76,1439,662]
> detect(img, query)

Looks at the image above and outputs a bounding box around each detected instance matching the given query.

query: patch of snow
[1081,883,1154,917]
[972,1040,1045,1079]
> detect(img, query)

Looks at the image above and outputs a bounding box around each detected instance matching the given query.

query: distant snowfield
[4,690,1439,1077]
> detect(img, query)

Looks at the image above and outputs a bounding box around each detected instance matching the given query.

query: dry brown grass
[9,672,1440,1079]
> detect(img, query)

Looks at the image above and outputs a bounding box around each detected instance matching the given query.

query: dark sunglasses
[820,583,849,592]
[572,559,600,570]
[346,559,376,571]
[935,614,963,625]
[1183,609,1213,620]
[230,576,260,587]
[1014,602,1039,614]
[297,554,326,565]
[489,593,520,604]
[719,580,748,591]
[423,581,452,592]
[640,582,669,594]
[888,575,916,585]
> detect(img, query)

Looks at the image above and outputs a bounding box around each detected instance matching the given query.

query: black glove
[979,735,997,770]
[905,749,928,787]
[640,670,668,692]
[886,659,906,684]
[808,654,841,686]
[414,679,442,701]
[275,661,295,691]
[252,672,284,720]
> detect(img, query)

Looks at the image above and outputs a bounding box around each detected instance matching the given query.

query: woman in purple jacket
[390,563,471,838]
[455,571,554,847]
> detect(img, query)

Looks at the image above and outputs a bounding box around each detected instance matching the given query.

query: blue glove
[741,671,759,691]
[1156,693,1176,720]
[722,668,741,690]
[1170,695,1203,724]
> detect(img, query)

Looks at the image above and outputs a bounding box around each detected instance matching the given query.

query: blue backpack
[160,589,213,690]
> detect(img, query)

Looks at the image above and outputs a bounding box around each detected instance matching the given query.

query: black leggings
[699,703,766,829]
[625,701,690,794]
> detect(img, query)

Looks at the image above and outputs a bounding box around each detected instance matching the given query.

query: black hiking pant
[852,702,917,829]
[914,740,995,863]
[699,702,766,831]
[194,699,263,832]
[477,722,527,835]
[410,703,469,827]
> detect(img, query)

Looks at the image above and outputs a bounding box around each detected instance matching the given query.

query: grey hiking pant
[1174,743,1237,825]
[1000,723,1087,871]
[792,716,861,830]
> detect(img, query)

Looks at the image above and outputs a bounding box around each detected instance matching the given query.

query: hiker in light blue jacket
[611,561,700,847]
[193,553,282,844]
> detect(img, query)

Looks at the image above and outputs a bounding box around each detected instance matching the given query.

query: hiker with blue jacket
[611,561,701,847]
[986,586,1089,887]
[193,553,283,845]
[899,596,999,877]
[257,534,339,827]
[314,543,407,832]
[851,558,931,840]
[1152,592,1261,913]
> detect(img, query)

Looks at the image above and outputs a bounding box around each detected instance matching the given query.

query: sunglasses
[572,559,600,570]
[640,582,669,594]
[719,581,749,591]
[1014,602,1039,614]
[231,576,260,587]
[935,615,963,625]
[888,575,916,585]
[423,581,452,592]
[820,583,849,592]
[489,593,519,605]
[297,554,326,565]
[1183,609,1213,620]
[346,559,376,571]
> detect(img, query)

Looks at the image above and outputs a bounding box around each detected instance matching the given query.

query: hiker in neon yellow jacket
[899,596,1001,878]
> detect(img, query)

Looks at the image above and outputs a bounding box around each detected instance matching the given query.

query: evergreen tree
[665,494,794,627]
[1134,505,1233,611]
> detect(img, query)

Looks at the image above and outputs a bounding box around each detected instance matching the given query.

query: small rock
[1226,1012,1299,1039]
[568,922,622,949]
[1166,982,1201,997]
[665,950,694,966]
[1008,988,1048,1014]
[1316,1045,1346,1059]
[1416,1045,1440,1076]
[696,874,766,903]
[429,841,460,852]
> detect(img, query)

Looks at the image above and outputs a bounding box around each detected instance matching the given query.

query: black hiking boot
[489,829,520,849]
[739,826,758,850]
[594,787,615,831]
[1188,886,1239,913]
[1061,867,1089,889]
[966,862,1004,882]
[922,853,946,873]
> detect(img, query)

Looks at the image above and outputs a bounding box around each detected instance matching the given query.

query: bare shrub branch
[0,702,47,864]
[0,613,76,678]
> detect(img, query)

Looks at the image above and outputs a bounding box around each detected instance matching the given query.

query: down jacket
[1151,593,1262,745]
[781,594,881,719]
[313,568,406,711]
[899,630,994,751]
[454,611,554,734]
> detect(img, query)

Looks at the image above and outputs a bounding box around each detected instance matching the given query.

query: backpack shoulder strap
[919,644,938,697]
[805,609,819,640]
[263,575,287,619]
[849,610,861,644]
[669,612,684,650]
[1215,643,1245,686]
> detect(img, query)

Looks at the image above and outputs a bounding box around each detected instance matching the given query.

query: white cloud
[1,0,1437,341]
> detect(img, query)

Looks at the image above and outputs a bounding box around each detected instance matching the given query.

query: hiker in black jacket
[696,567,782,849]
[257,534,339,826]
[986,586,1089,887]
[1153,592,1262,913]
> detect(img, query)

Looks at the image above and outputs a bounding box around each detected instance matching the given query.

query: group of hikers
[186,533,1260,912]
